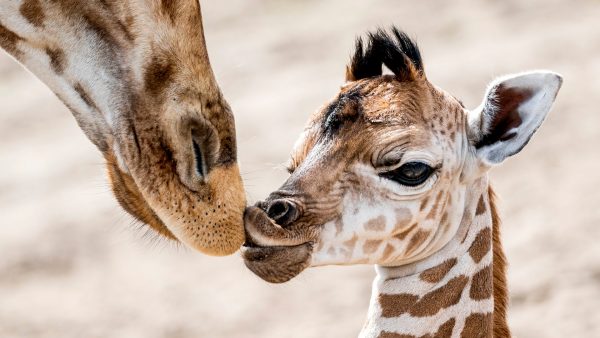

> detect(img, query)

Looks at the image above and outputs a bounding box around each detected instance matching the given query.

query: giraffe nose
[266,199,300,227]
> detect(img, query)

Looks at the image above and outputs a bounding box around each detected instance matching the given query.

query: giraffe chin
[242,243,313,284]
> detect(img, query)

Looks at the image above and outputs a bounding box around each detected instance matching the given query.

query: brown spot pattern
[116,17,135,42]
[379,293,418,317]
[0,23,23,57]
[379,332,416,338]
[74,83,97,111]
[144,54,174,97]
[81,13,120,53]
[440,211,448,225]
[405,229,430,255]
[394,223,417,240]
[461,313,492,338]
[380,275,468,318]
[419,258,457,283]
[365,215,386,231]
[45,47,66,74]
[393,208,412,231]
[382,244,395,261]
[470,265,493,300]
[409,275,469,317]
[20,0,46,27]
[419,196,430,211]
[475,194,486,216]
[426,191,444,219]
[160,0,179,22]
[469,228,491,263]
[431,318,456,338]
[363,240,381,254]
[343,234,358,249]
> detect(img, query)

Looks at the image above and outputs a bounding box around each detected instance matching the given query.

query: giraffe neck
[0,0,219,157]
[360,181,510,338]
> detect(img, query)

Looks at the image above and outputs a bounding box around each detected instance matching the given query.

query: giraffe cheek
[310,235,356,266]
[390,207,415,234]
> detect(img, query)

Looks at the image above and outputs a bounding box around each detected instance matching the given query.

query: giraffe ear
[467,71,563,165]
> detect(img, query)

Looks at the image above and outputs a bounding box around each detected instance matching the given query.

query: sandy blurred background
[1,0,599,337]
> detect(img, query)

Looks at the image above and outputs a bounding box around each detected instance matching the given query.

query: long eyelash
[402,172,439,192]
[377,161,441,175]
[285,161,296,174]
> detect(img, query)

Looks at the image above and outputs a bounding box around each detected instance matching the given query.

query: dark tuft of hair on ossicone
[347,26,424,82]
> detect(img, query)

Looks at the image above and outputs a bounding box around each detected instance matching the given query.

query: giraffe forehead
[291,118,443,176]
[296,81,465,171]
[318,76,430,127]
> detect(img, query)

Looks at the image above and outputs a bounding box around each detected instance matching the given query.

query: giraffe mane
[489,186,511,337]
[347,26,424,82]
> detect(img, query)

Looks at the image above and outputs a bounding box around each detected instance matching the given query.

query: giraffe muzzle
[242,205,317,283]
[242,205,317,248]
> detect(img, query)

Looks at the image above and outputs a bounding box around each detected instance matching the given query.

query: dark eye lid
[379,161,437,187]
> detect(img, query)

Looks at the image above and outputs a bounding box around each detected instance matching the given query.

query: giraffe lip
[242,236,259,248]
[241,242,313,283]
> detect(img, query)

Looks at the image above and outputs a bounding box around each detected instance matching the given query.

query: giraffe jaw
[241,243,313,283]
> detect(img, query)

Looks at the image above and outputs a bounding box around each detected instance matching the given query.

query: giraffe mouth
[242,206,314,283]
[241,243,313,283]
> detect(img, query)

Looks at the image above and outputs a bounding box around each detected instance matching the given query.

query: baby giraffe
[243,28,562,337]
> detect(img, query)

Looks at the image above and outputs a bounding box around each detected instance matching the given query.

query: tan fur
[105,153,174,240]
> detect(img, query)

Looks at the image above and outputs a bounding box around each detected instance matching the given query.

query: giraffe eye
[380,162,434,187]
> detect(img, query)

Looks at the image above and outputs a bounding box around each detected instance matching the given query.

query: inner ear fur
[474,84,533,148]
[468,71,563,165]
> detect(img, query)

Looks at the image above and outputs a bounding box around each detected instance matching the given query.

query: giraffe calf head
[243,27,562,283]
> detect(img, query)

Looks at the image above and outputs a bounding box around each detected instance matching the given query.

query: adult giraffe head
[0,0,245,255]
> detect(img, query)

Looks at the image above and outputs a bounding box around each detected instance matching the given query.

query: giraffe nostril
[266,199,300,227]
[254,200,269,211]
[267,200,288,219]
